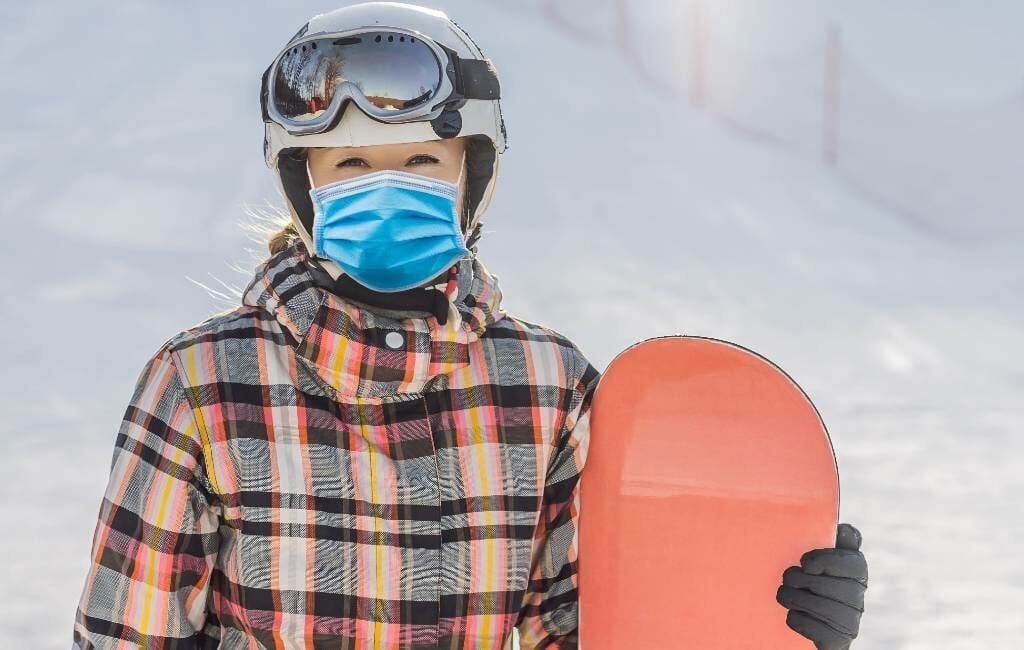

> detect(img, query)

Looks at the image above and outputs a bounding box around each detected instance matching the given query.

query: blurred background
[1,1,1021,647]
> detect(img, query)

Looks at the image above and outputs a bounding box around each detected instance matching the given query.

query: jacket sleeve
[516,354,602,649]
[72,345,222,649]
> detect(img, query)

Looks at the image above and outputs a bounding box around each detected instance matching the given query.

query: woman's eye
[336,158,368,168]
[407,155,440,166]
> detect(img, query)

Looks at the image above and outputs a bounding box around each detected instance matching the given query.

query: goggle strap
[454,57,501,101]
[259,64,272,123]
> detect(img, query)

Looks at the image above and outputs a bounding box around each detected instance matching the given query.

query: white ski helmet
[260,2,508,280]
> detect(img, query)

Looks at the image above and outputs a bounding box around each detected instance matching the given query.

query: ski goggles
[261,26,501,136]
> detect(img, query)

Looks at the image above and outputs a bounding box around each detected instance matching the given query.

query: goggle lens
[272,32,443,123]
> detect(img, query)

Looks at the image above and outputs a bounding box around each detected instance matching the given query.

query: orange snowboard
[578,336,838,649]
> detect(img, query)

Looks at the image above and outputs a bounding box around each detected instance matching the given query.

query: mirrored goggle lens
[272,32,443,123]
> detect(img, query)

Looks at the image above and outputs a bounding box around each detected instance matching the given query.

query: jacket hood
[241,240,506,398]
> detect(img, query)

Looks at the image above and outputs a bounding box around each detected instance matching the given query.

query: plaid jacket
[73,242,601,649]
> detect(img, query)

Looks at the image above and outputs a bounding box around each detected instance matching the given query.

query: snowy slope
[1,1,1021,648]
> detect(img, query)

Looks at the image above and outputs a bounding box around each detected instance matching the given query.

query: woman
[72,3,867,648]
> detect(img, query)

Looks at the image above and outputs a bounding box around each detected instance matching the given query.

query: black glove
[776,523,868,649]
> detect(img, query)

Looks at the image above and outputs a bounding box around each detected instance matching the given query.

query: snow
[1,1,1021,647]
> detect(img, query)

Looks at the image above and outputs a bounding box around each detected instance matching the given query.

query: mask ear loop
[438,150,471,296]
[306,154,316,190]
[455,149,471,247]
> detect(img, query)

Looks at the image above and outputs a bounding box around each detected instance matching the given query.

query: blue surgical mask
[308,160,471,293]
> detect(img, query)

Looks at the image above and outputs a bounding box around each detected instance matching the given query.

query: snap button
[385,331,405,349]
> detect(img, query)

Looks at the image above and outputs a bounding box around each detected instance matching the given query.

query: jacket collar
[241,240,506,398]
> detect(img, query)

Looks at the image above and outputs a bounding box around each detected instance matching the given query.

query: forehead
[309,138,465,158]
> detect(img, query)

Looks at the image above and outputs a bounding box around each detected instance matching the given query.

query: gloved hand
[776,523,868,649]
